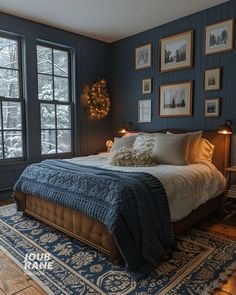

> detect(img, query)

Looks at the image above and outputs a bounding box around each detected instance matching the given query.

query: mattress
[65,154,226,222]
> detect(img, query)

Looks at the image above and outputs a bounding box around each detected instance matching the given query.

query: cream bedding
[65,154,226,222]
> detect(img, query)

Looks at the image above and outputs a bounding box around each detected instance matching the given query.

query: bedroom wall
[0,12,112,198]
[110,0,236,164]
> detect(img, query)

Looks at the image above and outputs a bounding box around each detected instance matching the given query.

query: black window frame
[36,42,74,158]
[0,32,26,163]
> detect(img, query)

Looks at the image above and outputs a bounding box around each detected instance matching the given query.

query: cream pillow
[109,147,154,166]
[194,138,215,162]
[133,134,156,152]
[153,133,191,165]
[167,130,202,163]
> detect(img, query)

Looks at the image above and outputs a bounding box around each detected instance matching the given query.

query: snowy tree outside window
[0,35,23,160]
[37,44,72,155]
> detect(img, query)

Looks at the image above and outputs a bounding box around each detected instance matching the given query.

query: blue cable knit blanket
[14,159,174,276]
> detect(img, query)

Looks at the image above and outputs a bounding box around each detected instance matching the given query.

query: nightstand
[225,166,236,200]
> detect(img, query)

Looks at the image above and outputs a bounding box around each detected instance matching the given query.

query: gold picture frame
[159,81,193,117]
[159,30,193,73]
[204,67,221,91]
[204,98,220,117]
[135,43,152,70]
[205,19,234,55]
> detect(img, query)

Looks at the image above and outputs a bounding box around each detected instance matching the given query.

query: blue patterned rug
[0,204,236,295]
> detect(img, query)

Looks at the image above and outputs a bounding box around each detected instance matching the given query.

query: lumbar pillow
[167,130,203,163]
[108,147,154,166]
[152,133,191,165]
[194,138,215,162]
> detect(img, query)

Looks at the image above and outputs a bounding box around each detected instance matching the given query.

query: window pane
[40,104,55,129]
[0,37,18,69]
[54,77,69,101]
[37,45,52,74]
[53,49,68,77]
[38,74,53,100]
[0,69,19,98]
[0,133,2,159]
[41,130,56,155]
[58,130,71,153]
[2,101,22,130]
[0,104,2,129]
[4,131,23,158]
[57,105,71,128]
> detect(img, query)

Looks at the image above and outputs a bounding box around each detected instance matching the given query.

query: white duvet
[65,154,226,222]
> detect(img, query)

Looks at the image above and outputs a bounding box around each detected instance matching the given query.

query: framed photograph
[204,68,221,91]
[138,99,152,123]
[159,30,193,72]
[135,43,152,70]
[159,81,193,117]
[204,98,220,117]
[205,19,234,55]
[142,78,152,94]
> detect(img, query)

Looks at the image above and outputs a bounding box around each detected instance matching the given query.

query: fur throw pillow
[108,147,154,166]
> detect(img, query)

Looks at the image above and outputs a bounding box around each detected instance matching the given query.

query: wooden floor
[0,199,236,295]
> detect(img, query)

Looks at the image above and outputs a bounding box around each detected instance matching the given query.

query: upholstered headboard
[160,130,230,176]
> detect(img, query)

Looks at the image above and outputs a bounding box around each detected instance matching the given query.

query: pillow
[123,132,141,137]
[107,136,137,162]
[133,134,156,152]
[108,147,154,166]
[194,138,215,162]
[152,133,191,165]
[167,130,202,163]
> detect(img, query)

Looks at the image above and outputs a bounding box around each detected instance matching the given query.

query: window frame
[0,32,26,163]
[36,42,74,158]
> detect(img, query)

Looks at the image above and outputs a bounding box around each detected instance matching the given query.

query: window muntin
[37,44,72,155]
[0,35,24,160]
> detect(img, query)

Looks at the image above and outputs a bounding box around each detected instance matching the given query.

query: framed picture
[204,68,221,91]
[159,30,193,72]
[205,19,234,55]
[138,99,152,123]
[135,43,152,70]
[204,98,220,117]
[142,78,152,94]
[159,81,193,117]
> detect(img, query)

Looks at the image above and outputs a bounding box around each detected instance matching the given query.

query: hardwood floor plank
[14,286,45,295]
[221,276,236,294]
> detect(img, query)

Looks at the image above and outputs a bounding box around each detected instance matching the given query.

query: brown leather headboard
[144,129,230,176]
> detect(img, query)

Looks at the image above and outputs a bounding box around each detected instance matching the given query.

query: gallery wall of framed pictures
[134,17,234,121]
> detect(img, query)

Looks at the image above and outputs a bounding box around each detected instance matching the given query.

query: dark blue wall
[0,12,112,198]
[110,0,236,164]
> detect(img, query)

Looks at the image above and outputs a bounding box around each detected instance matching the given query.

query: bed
[14,130,230,265]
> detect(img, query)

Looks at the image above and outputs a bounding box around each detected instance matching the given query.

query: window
[0,34,24,160]
[37,44,72,155]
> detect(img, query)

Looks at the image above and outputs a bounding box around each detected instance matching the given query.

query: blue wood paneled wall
[110,0,236,144]
[0,12,112,198]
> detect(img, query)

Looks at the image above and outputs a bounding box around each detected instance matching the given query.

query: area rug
[0,204,236,295]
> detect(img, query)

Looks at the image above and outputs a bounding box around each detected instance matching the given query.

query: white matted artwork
[135,43,152,70]
[138,99,152,123]
[205,19,234,55]
[142,78,152,94]
[159,81,193,117]
[204,68,221,91]
[204,98,220,117]
[159,30,193,72]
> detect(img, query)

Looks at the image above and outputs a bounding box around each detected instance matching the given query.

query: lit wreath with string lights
[82,79,110,120]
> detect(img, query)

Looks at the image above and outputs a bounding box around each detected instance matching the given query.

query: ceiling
[0,0,229,43]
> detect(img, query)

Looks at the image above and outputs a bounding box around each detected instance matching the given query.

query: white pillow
[167,131,203,163]
[153,133,191,165]
[133,134,156,152]
[109,147,154,166]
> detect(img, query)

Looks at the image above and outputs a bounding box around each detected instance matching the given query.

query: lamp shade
[118,122,132,135]
[218,119,232,135]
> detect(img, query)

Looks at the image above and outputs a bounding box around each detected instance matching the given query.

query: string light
[82,79,110,120]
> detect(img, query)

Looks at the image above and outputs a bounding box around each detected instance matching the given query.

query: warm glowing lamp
[106,140,113,152]
[218,119,232,135]
[118,122,132,135]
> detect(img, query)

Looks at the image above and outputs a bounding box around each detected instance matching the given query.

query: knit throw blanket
[14,159,174,276]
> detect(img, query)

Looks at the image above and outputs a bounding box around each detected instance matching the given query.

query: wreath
[82,79,110,120]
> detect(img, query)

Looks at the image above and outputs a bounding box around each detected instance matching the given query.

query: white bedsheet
[65,154,226,222]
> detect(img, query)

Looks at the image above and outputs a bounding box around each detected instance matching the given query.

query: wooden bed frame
[15,130,230,264]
